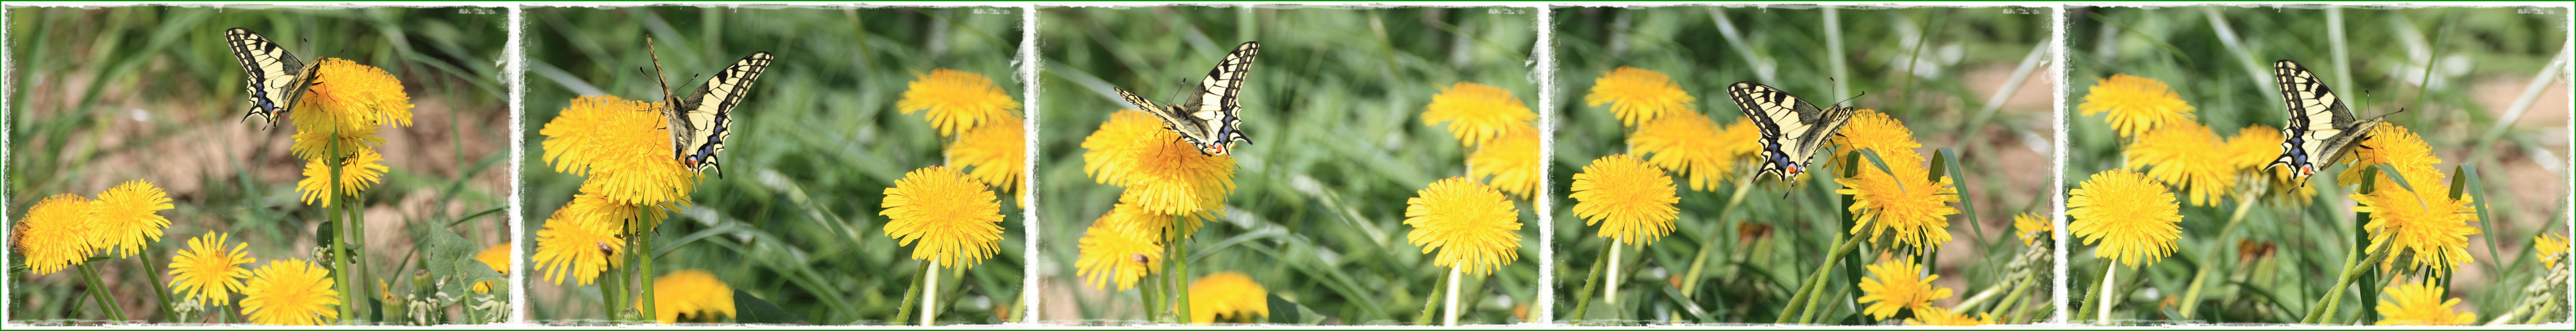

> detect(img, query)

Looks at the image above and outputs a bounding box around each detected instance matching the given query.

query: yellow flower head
[1855,260,1954,320]
[1571,154,1680,246]
[948,115,1027,201]
[2078,74,2195,138]
[2069,169,2185,267]
[1469,128,1543,199]
[1632,114,1761,191]
[898,68,1021,136]
[473,244,510,294]
[1188,271,1269,325]
[1835,150,1960,254]
[1082,110,1237,216]
[541,95,701,206]
[2013,212,2056,247]
[296,148,389,207]
[289,58,414,159]
[240,259,340,326]
[1585,67,1694,126]
[2125,121,2235,206]
[2538,233,2569,269]
[1076,205,1164,291]
[2223,124,2286,171]
[882,166,1007,269]
[641,269,736,324]
[533,205,626,285]
[2337,125,2440,187]
[1404,178,1524,275]
[2351,169,2479,274]
[1906,307,1992,326]
[17,194,97,275]
[1831,109,1922,154]
[2375,280,2475,326]
[168,232,255,305]
[92,179,173,258]
[1423,82,1536,146]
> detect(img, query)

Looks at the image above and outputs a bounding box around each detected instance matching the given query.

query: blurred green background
[1036,6,1541,325]
[1553,5,2056,324]
[520,6,1024,325]
[7,6,510,323]
[2067,5,2568,324]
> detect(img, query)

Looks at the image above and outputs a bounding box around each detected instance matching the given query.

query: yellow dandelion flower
[533,206,625,285]
[240,259,340,326]
[1110,194,1206,242]
[1831,109,1922,154]
[1835,150,1960,254]
[540,95,700,206]
[640,269,735,324]
[1422,82,1536,146]
[2375,280,2476,326]
[882,166,1007,268]
[473,244,510,294]
[2068,169,2185,267]
[2078,74,2195,138]
[295,148,389,207]
[1571,154,1680,246]
[2351,170,2479,273]
[287,58,414,160]
[1632,114,1761,191]
[2125,121,2236,206]
[2538,233,2568,269]
[167,232,255,305]
[1855,260,1954,320]
[91,179,172,258]
[1081,110,1236,216]
[2013,212,2056,247]
[1188,271,1269,325]
[1469,128,1543,199]
[1075,206,1164,291]
[1585,67,1694,126]
[1404,177,1524,275]
[1906,307,1992,326]
[2223,125,2286,171]
[948,115,1027,199]
[2336,125,2440,187]
[17,194,97,275]
[898,68,1021,136]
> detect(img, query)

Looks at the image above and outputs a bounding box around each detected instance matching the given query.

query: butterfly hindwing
[1116,41,1260,156]
[1729,81,1857,184]
[2265,60,2395,187]
[668,52,773,176]
[225,27,320,130]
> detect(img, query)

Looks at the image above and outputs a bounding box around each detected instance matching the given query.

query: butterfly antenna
[647,37,677,106]
[1833,91,1867,109]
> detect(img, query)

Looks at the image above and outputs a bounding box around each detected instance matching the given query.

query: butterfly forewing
[224,28,316,130]
[2266,60,2392,187]
[1115,41,1260,156]
[670,52,773,175]
[1728,82,1857,184]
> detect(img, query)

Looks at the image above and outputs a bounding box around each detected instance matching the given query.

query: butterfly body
[1115,41,1260,156]
[2264,60,2399,187]
[647,39,772,177]
[224,27,324,130]
[1728,81,1857,185]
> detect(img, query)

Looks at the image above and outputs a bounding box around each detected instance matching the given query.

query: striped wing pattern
[224,27,319,130]
[2265,60,2387,187]
[1729,82,1855,184]
[1123,41,1260,156]
[668,52,774,176]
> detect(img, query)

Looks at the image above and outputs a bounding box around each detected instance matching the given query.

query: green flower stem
[2074,260,2109,323]
[325,140,356,324]
[1415,267,1448,326]
[602,263,626,321]
[77,263,130,322]
[1987,271,2041,322]
[2301,246,2389,324]
[1138,269,1162,322]
[1170,216,1193,324]
[1565,244,1610,322]
[922,263,939,326]
[1680,177,1757,298]
[137,253,175,321]
[2180,193,2260,320]
[1445,268,1463,326]
[352,193,381,322]
[1777,230,1864,324]
[637,208,659,324]
[890,260,929,325]
[1606,242,1622,305]
[2097,263,2121,325]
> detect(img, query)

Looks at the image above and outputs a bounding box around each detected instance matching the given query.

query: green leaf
[413,220,504,303]
[733,289,803,324]
[1263,293,1324,325]
[1856,149,1905,193]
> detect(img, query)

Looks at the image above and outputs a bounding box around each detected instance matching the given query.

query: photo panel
[518,5,1027,325]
